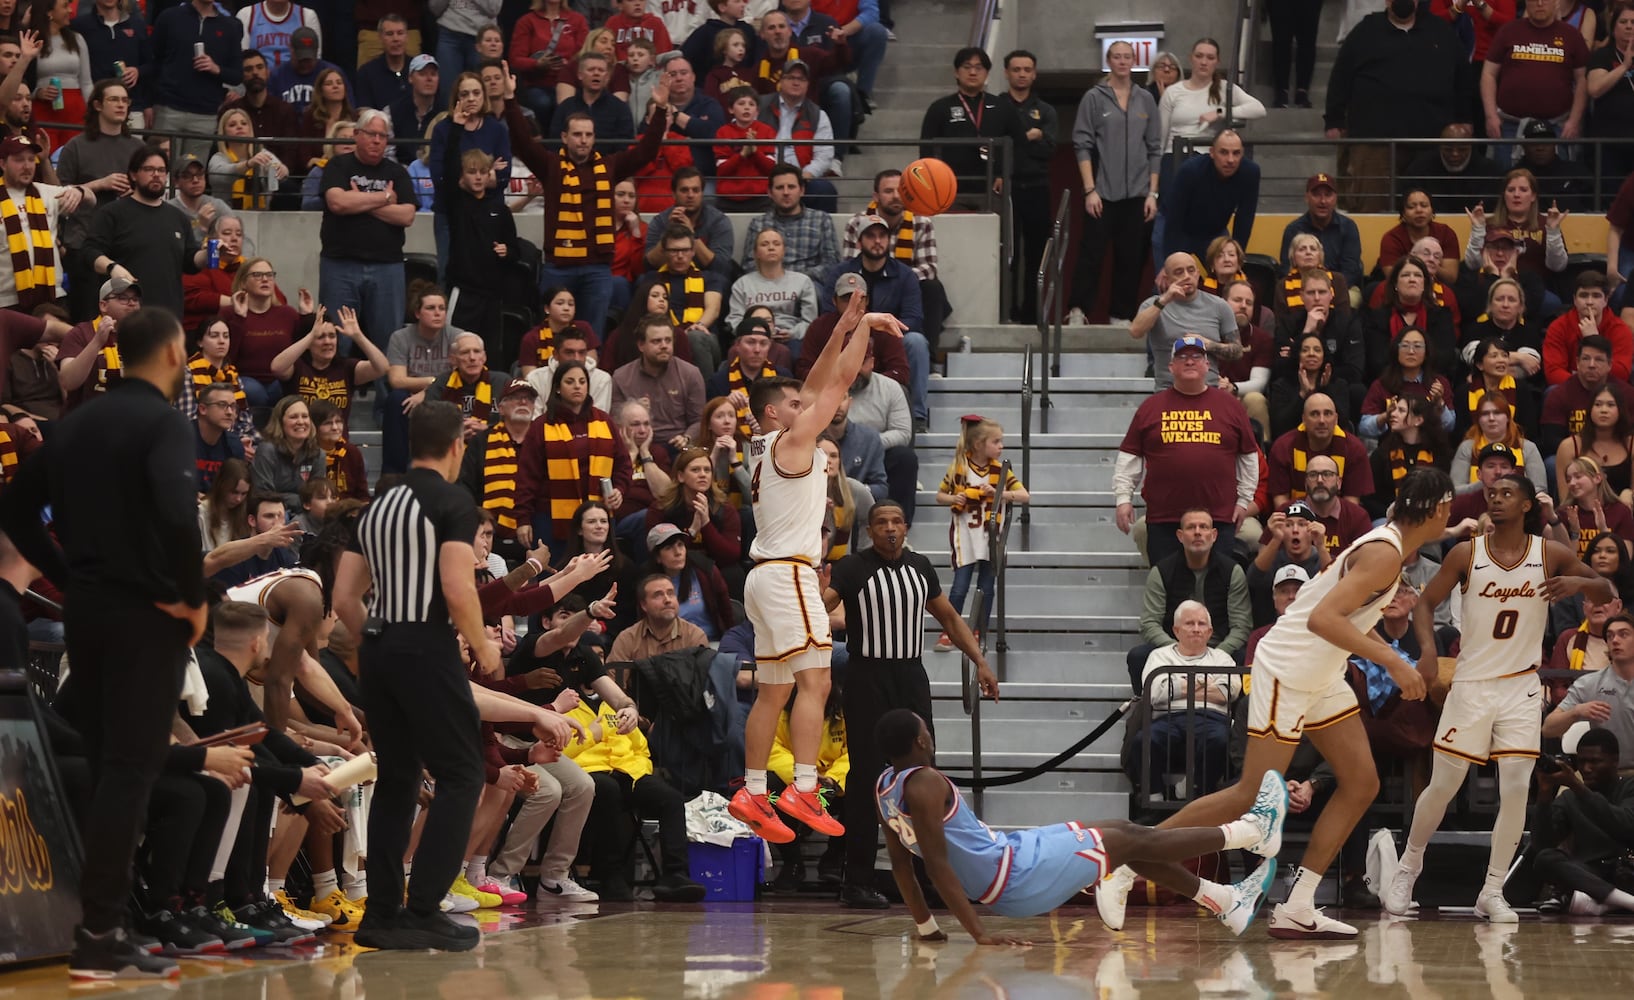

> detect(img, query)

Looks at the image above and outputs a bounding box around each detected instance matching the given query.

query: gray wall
[1016,1,1246,77]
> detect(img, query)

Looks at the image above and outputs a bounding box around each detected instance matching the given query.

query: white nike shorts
[744,558,831,685]
[1434,672,1544,764]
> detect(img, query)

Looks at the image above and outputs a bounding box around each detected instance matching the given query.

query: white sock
[466,856,487,883]
[793,763,819,794]
[402,861,413,877]
[1193,878,1233,916]
[1483,865,1509,894]
[267,876,286,895]
[313,869,339,898]
[342,870,367,901]
[1605,888,1634,911]
[1398,843,1426,874]
[1286,866,1322,911]
[745,769,768,796]
[1218,818,1262,851]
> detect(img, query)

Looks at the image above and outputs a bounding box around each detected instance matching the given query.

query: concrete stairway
[913,343,1150,829]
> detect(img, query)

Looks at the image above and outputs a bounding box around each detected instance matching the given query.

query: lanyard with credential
[957,93,984,133]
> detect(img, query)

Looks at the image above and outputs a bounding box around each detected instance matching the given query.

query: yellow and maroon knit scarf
[1,183,55,310]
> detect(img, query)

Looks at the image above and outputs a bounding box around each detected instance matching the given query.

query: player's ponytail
[1391,467,1455,526]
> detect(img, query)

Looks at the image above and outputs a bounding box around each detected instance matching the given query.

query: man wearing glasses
[1289,455,1372,560]
[192,381,246,490]
[87,147,208,320]
[57,274,148,412]
[1267,392,1375,513]
[317,107,415,361]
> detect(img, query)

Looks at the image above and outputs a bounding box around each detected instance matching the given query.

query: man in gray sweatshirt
[846,348,917,522]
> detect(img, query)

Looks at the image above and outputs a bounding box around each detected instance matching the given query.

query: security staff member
[0,307,204,981]
[822,500,999,909]
[331,401,574,952]
[919,47,1031,209]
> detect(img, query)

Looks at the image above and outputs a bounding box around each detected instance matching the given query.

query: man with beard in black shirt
[87,146,206,319]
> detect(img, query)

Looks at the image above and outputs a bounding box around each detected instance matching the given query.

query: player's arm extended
[1307,541,1426,700]
[1412,540,1469,676]
[1543,539,1618,603]
[881,810,941,937]
[902,769,1016,945]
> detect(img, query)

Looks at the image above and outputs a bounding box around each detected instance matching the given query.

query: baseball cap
[646,523,690,551]
[291,27,319,52]
[172,151,205,174]
[1273,565,1310,587]
[501,378,537,399]
[1485,227,1519,247]
[735,314,773,339]
[1171,334,1209,358]
[782,58,811,77]
[0,133,36,158]
[409,53,439,73]
[99,275,140,300]
[1306,172,1336,193]
[1520,118,1557,140]
[1477,441,1517,466]
[857,214,890,234]
[834,272,866,298]
[1283,500,1318,522]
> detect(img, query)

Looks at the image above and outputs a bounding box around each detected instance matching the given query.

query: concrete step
[944,324,1140,353]
[945,788,1129,829]
[908,519,1137,558]
[944,349,1147,378]
[912,489,1121,510]
[925,400,1141,432]
[930,374,1150,395]
[920,628,1142,655]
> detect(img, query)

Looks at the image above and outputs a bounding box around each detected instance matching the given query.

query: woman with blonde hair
[1201,235,1247,296]
[644,446,743,570]
[209,107,288,210]
[252,395,323,514]
[225,255,312,410]
[1556,386,1634,505]
[1555,454,1634,557]
[693,395,751,504]
[296,66,356,171]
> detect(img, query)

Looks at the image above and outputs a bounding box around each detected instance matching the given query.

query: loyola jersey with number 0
[746,429,826,564]
[1456,534,1547,681]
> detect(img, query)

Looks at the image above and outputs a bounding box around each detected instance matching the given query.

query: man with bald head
[1130,252,1241,389]
[431,332,509,440]
[1155,129,1260,263]
[1267,392,1375,510]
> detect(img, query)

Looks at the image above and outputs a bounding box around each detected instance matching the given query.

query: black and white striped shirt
[828,548,942,661]
[354,468,478,625]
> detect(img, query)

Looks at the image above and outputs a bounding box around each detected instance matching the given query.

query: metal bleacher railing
[1172,134,1633,215]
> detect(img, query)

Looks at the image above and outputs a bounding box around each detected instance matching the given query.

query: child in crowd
[631,98,696,211]
[626,37,661,128]
[310,399,369,501]
[605,0,672,60]
[713,86,777,207]
[703,28,754,104]
[933,415,1028,650]
[294,477,338,537]
[444,143,521,342]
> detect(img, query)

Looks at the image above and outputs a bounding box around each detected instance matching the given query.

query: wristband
[916,917,941,936]
[525,557,543,576]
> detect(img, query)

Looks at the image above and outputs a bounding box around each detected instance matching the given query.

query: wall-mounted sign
[1095,24,1166,72]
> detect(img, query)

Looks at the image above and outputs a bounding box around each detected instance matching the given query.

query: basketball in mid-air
[899,158,958,216]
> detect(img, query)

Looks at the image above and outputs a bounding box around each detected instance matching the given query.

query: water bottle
[48,78,62,111]
[206,238,220,269]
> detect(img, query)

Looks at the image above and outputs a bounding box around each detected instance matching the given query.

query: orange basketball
[899,158,958,216]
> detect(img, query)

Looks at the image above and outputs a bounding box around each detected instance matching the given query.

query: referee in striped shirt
[822,500,999,908]
[331,401,576,951]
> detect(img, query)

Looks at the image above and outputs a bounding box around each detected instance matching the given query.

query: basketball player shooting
[730,290,906,843]
[1384,473,1613,922]
[1098,467,1457,939]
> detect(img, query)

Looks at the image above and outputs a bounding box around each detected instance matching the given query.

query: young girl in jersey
[933,416,1028,651]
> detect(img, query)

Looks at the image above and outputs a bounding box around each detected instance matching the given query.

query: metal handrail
[1033,189,1072,422]
[989,458,1017,661]
[1018,347,1032,529]
[960,588,988,817]
[968,0,1001,48]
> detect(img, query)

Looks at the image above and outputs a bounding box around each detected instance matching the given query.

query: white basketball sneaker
[1095,865,1138,932]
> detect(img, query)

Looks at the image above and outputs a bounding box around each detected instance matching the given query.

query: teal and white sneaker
[1244,770,1289,858]
[1219,857,1277,937]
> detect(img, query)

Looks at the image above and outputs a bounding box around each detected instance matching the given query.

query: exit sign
[1095,24,1165,72]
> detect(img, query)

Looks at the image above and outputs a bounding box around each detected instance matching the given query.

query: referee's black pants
[64,595,190,933]
[361,624,484,917]
[842,655,934,887]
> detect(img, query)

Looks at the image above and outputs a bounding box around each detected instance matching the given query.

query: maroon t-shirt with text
[1119,385,1257,523]
[1487,17,1589,119]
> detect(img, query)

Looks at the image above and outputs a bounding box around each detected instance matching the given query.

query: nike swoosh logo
[1473,564,1489,570]
[1528,690,1540,698]
[1291,918,1320,932]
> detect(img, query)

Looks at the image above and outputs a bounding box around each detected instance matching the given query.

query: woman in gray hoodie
[1067,41,1162,327]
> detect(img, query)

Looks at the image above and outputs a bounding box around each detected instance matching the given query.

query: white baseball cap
[1273,565,1310,587]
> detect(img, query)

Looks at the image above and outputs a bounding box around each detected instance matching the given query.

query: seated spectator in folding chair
[765,682,848,893]
[1131,600,1241,798]
[561,674,707,902]
[1504,727,1634,914]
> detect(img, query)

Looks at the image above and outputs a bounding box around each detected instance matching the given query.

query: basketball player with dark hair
[874,709,1288,945]
[1384,473,1613,922]
[1097,467,1458,939]
[729,290,906,843]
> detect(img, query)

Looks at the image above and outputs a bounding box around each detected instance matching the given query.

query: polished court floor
[3,902,1634,999]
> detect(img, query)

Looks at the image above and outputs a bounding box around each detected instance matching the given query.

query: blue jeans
[519,85,557,126]
[616,509,649,559]
[820,79,853,144]
[948,558,996,633]
[434,210,450,282]
[1144,712,1233,795]
[802,177,838,215]
[320,256,406,358]
[382,388,414,474]
[608,275,634,317]
[435,29,479,104]
[903,330,930,421]
[848,21,888,94]
[239,375,283,411]
[538,261,613,338]
[1616,246,1634,312]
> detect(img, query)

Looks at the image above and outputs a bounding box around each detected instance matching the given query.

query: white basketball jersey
[1253,524,1405,685]
[225,567,321,609]
[1455,534,1547,681]
[746,429,825,564]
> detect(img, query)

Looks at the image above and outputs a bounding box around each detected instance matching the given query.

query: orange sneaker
[728,788,795,843]
[776,786,845,837]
